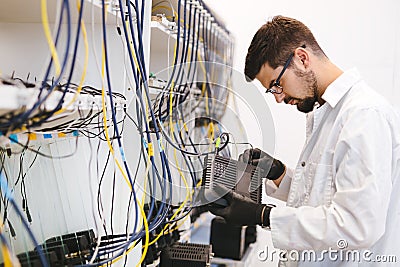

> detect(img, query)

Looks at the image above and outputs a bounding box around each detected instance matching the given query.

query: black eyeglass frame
[265,44,306,95]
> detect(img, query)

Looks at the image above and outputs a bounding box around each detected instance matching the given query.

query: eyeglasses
[265,53,294,95]
[265,45,306,95]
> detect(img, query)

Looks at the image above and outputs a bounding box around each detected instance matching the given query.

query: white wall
[206,0,400,169]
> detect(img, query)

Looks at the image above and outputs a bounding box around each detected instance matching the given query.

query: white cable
[88,2,105,262]
[87,136,103,264]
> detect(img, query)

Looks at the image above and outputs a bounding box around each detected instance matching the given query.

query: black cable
[217,132,229,153]
[6,134,79,159]
[158,0,182,121]
[173,131,196,187]
[0,151,16,238]
[97,146,111,237]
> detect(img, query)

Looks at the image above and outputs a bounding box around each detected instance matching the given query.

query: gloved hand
[208,184,272,226]
[238,148,285,180]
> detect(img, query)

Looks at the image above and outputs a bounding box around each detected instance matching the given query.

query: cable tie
[142,138,148,149]
[158,139,164,152]
[0,173,13,201]
[28,133,37,140]
[9,134,18,144]
[43,134,52,139]
[148,142,154,156]
[215,137,221,148]
[119,147,126,161]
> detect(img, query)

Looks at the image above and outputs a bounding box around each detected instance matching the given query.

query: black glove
[238,148,285,180]
[208,184,272,226]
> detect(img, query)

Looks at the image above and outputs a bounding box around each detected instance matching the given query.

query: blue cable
[100,0,139,238]
[0,228,15,263]
[52,0,85,114]
[122,1,171,232]
[83,0,172,264]
[127,0,173,210]
[172,0,188,91]
[0,172,49,267]
[158,0,182,122]
[84,0,192,263]
[185,5,198,86]
[9,0,72,131]
[189,6,202,88]
[29,0,85,127]
[118,0,173,229]
[125,0,171,234]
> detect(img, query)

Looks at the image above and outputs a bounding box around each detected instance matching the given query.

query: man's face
[256,62,318,113]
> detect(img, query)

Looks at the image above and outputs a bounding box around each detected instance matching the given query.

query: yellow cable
[135,165,150,267]
[125,21,142,75]
[55,0,89,115]
[142,61,192,247]
[196,57,210,118]
[144,78,192,245]
[41,0,61,75]
[163,121,193,235]
[100,39,149,267]
[197,54,208,98]
[166,211,190,233]
[99,6,149,266]
[208,121,214,140]
[102,77,155,266]
[102,99,152,267]
[101,46,130,191]
[0,219,18,267]
[1,245,12,267]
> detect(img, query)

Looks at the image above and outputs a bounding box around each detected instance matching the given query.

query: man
[209,16,400,266]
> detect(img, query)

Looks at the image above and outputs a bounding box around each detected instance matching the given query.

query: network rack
[0,0,235,266]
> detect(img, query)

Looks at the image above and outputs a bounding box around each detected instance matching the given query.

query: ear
[294,46,310,69]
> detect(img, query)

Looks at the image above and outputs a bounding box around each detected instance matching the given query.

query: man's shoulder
[343,81,394,113]
[337,81,400,127]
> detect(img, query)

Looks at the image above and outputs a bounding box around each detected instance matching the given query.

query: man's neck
[315,60,343,105]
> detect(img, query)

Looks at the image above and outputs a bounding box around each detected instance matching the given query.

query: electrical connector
[160,242,212,267]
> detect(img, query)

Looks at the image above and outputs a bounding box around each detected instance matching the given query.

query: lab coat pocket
[306,163,334,206]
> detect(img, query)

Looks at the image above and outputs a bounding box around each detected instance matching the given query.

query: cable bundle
[0,0,235,266]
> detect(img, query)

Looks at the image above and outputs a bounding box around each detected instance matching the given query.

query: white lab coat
[266,69,400,266]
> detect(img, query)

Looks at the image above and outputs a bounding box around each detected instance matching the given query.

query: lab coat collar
[321,68,361,108]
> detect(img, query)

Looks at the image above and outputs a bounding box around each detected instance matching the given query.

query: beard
[296,96,317,113]
[293,68,319,113]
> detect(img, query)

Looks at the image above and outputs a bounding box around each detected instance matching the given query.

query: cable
[55,0,89,115]
[5,134,79,159]
[41,0,61,75]
[0,172,49,267]
[0,227,19,267]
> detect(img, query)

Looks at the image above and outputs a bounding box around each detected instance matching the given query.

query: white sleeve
[270,108,393,251]
[265,167,293,202]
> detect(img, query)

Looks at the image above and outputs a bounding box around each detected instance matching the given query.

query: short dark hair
[244,16,326,81]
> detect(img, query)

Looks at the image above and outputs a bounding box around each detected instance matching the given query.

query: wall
[206,0,400,168]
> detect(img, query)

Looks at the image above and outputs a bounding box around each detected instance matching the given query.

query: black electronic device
[160,242,213,267]
[200,154,263,206]
[0,229,97,267]
[210,216,247,260]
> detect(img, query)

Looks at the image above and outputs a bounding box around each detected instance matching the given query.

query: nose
[274,92,286,103]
